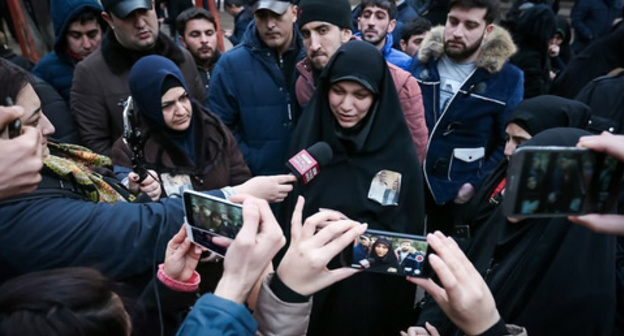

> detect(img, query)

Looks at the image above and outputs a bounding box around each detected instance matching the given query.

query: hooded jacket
[32,0,103,101]
[410,25,524,204]
[208,23,305,175]
[295,53,428,163]
[571,0,622,53]
[71,30,205,157]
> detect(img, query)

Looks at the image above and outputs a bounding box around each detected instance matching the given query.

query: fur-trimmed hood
[418,25,517,73]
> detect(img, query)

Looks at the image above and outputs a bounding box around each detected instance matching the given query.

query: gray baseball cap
[251,0,292,14]
[102,0,153,18]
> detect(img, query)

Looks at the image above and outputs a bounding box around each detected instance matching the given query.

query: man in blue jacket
[409,0,523,234]
[208,0,305,176]
[355,0,412,71]
[32,0,105,101]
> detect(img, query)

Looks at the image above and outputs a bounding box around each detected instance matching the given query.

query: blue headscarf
[129,55,196,161]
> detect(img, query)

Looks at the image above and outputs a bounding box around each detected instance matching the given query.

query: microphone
[286,142,333,184]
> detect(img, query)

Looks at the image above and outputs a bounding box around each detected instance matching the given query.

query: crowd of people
[1,0,624,335]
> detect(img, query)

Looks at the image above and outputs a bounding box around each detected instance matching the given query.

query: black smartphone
[340,229,432,277]
[8,119,21,139]
[183,190,244,257]
[503,146,624,217]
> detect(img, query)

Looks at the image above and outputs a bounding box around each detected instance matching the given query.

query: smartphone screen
[504,146,623,217]
[341,229,431,277]
[183,191,243,256]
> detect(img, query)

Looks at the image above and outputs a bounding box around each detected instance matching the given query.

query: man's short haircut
[224,0,246,8]
[175,7,217,36]
[401,17,432,42]
[360,0,397,20]
[65,7,106,42]
[449,0,500,25]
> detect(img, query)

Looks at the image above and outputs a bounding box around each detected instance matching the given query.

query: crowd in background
[1,0,624,335]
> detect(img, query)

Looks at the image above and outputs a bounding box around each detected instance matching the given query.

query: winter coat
[176,273,311,336]
[571,0,622,53]
[229,7,253,46]
[32,0,103,101]
[112,100,252,194]
[71,31,205,157]
[0,170,223,284]
[410,25,524,204]
[208,23,305,175]
[295,57,428,163]
[550,21,624,99]
[354,32,412,71]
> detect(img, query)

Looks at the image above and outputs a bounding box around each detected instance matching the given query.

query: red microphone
[286,142,333,184]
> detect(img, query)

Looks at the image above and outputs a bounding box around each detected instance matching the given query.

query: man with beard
[355,0,412,71]
[176,7,220,95]
[409,0,523,234]
[295,0,428,162]
[71,0,205,156]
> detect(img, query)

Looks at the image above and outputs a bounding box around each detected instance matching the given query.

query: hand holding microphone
[286,142,333,185]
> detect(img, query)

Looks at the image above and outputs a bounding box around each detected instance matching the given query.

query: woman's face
[161,86,192,131]
[504,122,532,160]
[328,80,374,129]
[15,83,55,158]
[375,243,389,257]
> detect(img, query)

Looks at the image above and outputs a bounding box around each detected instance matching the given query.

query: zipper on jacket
[422,67,478,203]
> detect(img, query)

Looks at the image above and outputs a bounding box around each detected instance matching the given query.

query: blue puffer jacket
[355,32,412,71]
[410,26,524,204]
[208,23,305,175]
[32,0,103,101]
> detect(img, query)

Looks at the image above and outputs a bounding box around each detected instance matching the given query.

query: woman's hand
[233,174,297,203]
[277,196,366,296]
[163,225,203,282]
[128,169,161,201]
[214,196,286,304]
[407,232,500,336]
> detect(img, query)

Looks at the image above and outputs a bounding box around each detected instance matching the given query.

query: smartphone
[503,146,624,217]
[183,190,244,256]
[8,119,21,139]
[340,229,432,277]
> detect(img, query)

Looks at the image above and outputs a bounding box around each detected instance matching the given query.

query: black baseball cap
[102,0,153,18]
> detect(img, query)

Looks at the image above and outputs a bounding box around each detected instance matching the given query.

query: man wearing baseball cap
[70,0,205,156]
[208,0,306,176]
[295,0,428,163]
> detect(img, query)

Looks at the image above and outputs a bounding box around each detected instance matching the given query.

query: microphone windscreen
[306,142,333,166]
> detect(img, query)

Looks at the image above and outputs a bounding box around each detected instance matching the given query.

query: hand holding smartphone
[183,190,244,257]
[340,229,432,277]
[503,146,624,217]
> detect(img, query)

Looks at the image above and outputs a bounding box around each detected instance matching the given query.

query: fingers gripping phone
[503,146,624,217]
[183,190,244,257]
[341,229,433,277]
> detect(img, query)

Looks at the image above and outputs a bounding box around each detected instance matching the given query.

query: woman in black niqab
[285,40,425,336]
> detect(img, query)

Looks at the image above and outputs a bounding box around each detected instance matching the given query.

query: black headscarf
[485,128,616,336]
[513,4,557,52]
[507,95,590,136]
[287,40,424,234]
[424,128,615,335]
[286,40,424,336]
[367,238,400,272]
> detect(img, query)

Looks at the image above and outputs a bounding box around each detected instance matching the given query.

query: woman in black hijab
[285,40,425,336]
[418,100,615,335]
[366,238,401,274]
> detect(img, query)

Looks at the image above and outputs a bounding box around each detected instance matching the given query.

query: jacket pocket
[448,147,485,180]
